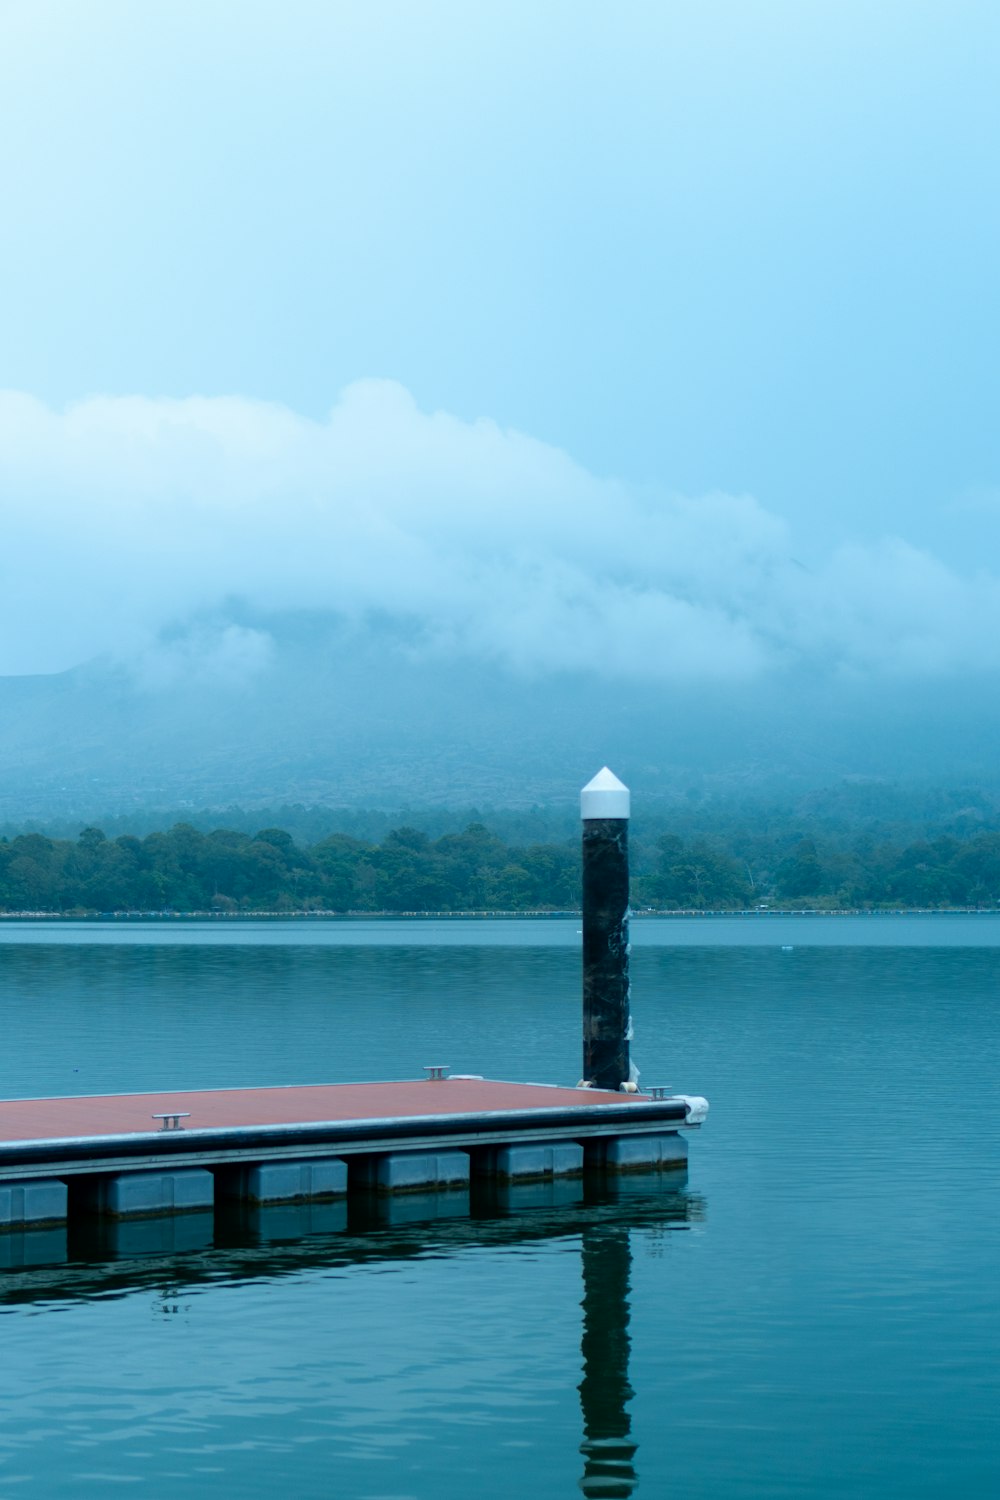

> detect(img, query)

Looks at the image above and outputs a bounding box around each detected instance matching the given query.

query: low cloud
[130,624,276,692]
[0,379,996,684]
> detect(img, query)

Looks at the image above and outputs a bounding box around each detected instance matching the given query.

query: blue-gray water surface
[1,916,999,1498]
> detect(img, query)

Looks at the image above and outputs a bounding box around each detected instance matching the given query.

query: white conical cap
[580,767,630,820]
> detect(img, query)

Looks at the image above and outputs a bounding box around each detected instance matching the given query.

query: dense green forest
[3,813,1000,912]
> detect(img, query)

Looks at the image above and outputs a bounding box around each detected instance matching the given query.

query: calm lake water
[1,915,999,1498]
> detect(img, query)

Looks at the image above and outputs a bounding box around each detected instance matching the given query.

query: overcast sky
[1,0,998,686]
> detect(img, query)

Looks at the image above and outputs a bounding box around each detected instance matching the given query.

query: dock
[1,770,709,1252]
[0,1075,707,1232]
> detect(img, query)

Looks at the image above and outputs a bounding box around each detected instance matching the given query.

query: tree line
[3,818,1000,913]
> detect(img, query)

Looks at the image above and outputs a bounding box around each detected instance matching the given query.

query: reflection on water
[0,1224,68,1272]
[68,1209,218,1263]
[0,1174,697,1309]
[579,1226,637,1498]
[4,922,1000,1498]
[0,1172,696,1499]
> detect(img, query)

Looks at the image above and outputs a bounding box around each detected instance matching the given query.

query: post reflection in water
[577,1176,697,1498]
[579,1222,638,1497]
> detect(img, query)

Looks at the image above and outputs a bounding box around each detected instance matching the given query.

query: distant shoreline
[2,907,999,922]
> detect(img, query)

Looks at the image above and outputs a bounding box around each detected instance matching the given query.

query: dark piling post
[581,767,631,1091]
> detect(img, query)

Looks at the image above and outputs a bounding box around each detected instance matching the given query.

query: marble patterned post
[581,767,631,1091]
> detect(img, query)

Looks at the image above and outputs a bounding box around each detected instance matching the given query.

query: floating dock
[0,1075,707,1230]
[1,769,709,1255]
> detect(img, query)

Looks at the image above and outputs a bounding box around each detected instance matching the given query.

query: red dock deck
[0,1077,642,1145]
[0,1078,701,1186]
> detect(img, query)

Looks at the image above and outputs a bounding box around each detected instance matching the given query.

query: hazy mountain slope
[2,615,999,820]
